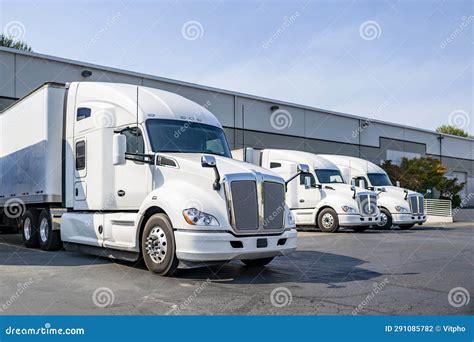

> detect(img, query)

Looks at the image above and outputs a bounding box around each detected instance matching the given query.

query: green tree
[436,125,469,138]
[380,156,465,207]
[0,34,32,51]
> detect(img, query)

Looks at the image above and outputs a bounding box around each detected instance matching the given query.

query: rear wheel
[399,223,415,230]
[317,208,340,233]
[141,213,179,276]
[22,210,39,248]
[242,257,274,267]
[38,209,62,251]
[352,226,369,232]
[376,208,392,230]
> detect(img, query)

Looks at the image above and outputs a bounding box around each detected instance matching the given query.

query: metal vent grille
[263,182,285,230]
[230,180,259,230]
[357,193,378,217]
[409,195,424,214]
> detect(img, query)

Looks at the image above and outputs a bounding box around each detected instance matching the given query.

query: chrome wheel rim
[145,227,168,264]
[24,217,32,240]
[377,212,388,227]
[39,217,49,243]
[321,213,334,229]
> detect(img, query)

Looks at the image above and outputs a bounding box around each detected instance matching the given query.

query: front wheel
[317,208,340,233]
[141,213,179,276]
[399,223,415,230]
[242,257,274,267]
[38,209,62,251]
[376,208,393,230]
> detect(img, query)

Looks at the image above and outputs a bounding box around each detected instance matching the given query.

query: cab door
[113,126,150,209]
[296,172,321,209]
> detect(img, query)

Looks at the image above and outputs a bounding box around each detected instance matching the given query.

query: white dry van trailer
[233,148,381,232]
[318,155,426,229]
[0,82,300,275]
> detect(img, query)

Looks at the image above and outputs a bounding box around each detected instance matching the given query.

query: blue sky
[1,0,472,134]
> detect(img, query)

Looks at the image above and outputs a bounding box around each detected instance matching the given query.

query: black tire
[242,257,274,267]
[399,223,415,230]
[141,213,179,276]
[21,210,39,248]
[352,226,369,232]
[376,208,393,230]
[38,209,62,251]
[317,208,340,233]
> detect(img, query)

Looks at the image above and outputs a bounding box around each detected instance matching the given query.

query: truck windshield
[146,119,231,157]
[315,169,345,184]
[367,173,392,186]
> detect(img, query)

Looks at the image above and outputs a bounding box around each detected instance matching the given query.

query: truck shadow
[174,250,385,286]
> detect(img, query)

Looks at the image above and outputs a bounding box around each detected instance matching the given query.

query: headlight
[395,206,409,213]
[287,211,295,226]
[182,208,219,226]
[341,205,357,214]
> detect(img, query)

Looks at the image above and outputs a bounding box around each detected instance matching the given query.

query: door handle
[299,199,305,203]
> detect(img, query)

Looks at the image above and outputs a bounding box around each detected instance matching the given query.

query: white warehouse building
[0,46,473,206]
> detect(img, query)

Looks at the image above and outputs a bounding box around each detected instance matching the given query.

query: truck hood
[321,183,375,197]
[159,153,284,182]
[381,186,423,199]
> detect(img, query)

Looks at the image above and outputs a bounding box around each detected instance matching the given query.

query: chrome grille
[409,195,424,214]
[224,173,286,234]
[263,182,285,230]
[230,180,259,230]
[357,193,378,217]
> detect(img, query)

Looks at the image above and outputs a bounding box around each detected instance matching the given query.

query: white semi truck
[0,82,301,275]
[318,155,426,229]
[233,148,381,232]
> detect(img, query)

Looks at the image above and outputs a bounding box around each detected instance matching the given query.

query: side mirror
[351,179,356,187]
[201,155,220,191]
[201,155,216,168]
[297,164,310,174]
[396,180,401,187]
[113,133,126,165]
[360,179,366,189]
[304,176,312,189]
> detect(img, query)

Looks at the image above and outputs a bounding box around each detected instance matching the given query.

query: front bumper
[392,213,426,225]
[175,228,297,262]
[338,214,380,226]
